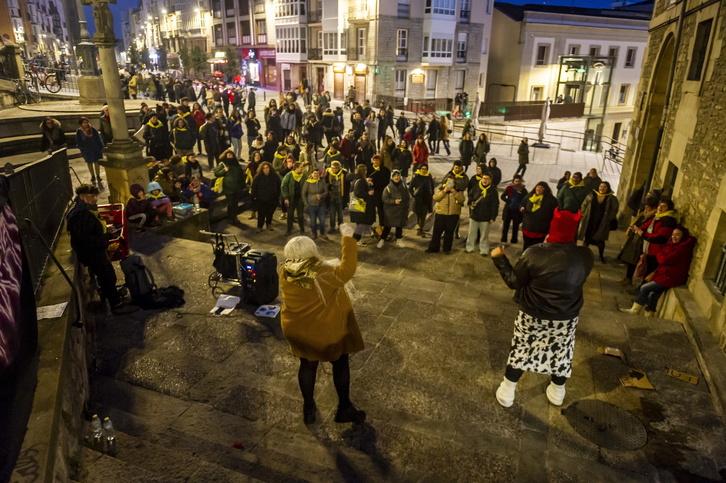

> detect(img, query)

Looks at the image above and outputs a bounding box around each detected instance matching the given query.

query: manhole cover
[563,399,648,451]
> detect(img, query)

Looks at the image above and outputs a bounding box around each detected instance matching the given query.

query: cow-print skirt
[506,310,578,378]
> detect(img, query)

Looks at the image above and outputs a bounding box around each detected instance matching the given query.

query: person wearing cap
[491,208,594,408]
[377,170,410,249]
[67,184,135,314]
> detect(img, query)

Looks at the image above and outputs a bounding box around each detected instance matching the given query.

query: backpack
[121,255,156,307]
[120,255,186,309]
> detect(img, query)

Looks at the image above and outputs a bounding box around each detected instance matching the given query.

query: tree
[224,46,240,78]
[178,45,191,76]
[157,45,168,71]
[141,46,150,69]
[128,42,141,66]
[190,46,208,76]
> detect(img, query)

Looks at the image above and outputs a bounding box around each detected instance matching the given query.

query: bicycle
[25,65,62,93]
[412,104,435,122]
[14,78,40,105]
[452,107,471,120]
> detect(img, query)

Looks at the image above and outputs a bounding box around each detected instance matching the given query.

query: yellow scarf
[329,169,343,180]
[479,179,491,198]
[373,165,380,171]
[285,143,296,150]
[88,210,107,232]
[453,171,465,178]
[175,127,187,132]
[146,120,163,128]
[244,169,253,185]
[274,152,287,160]
[292,171,303,182]
[528,193,543,212]
[306,178,319,184]
[655,209,677,219]
[282,258,323,289]
[569,179,585,187]
[414,169,430,177]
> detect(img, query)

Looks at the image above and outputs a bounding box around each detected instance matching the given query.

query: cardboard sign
[665,368,699,385]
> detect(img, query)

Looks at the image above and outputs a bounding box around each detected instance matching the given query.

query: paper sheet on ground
[665,368,699,385]
[210,295,240,316]
[36,302,69,320]
[620,368,655,390]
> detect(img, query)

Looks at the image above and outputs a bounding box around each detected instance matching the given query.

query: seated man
[183,176,214,209]
[67,184,135,314]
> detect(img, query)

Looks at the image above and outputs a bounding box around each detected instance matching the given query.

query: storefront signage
[411,72,424,83]
[259,49,276,58]
[332,63,346,73]
[214,51,226,58]
[282,63,291,70]
[354,63,367,74]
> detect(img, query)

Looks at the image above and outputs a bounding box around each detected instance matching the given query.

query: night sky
[85,0,622,43]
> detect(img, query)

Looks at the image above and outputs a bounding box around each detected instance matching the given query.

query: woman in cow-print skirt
[491,208,595,408]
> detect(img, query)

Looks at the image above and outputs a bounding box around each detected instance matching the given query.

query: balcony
[396,48,407,62]
[226,8,235,16]
[254,1,265,13]
[308,47,322,60]
[257,33,267,43]
[397,3,410,18]
[242,35,251,44]
[459,10,470,23]
[229,36,237,45]
[456,52,466,63]
[348,4,368,20]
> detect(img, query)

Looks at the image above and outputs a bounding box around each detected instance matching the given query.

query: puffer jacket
[652,236,696,288]
[493,242,595,320]
[302,178,329,207]
[433,184,465,216]
[382,180,410,228]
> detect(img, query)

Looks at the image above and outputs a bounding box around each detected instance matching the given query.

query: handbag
[633,253,648,279]
[349,197,366,213]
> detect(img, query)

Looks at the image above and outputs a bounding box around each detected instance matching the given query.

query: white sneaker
[546,382,566,406]
[356,240,367,247]
[395,239,405,248]
[495,378,517,408]
[376,239,385,249]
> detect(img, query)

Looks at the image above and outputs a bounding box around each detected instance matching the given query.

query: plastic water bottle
[90,415,104,451]
[193,195,200,212]
[103,417,117,455]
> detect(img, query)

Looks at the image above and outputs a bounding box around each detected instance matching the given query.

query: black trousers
[80,252,120,306]
[501,209,522,243]
[226,192,240,222]
[515,164,527,177]
[505,365,567,386]
[298,354,351,408]
[287,198,305,231]
[428,214,458,252]
[381,226,403,239]
[257,201,276,228]
[522,234,546,251]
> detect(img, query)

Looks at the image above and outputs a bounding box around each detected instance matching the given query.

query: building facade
[487,3,651,149]
[619,0,726,350]
[0,0,72,62]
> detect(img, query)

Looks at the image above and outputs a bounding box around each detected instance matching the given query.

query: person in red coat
[632,199,678,275]
[622,226,695,316]
[412,135,429,167]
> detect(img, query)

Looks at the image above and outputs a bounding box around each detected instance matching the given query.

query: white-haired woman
[280,223,366,425]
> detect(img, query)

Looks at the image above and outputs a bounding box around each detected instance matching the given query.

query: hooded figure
[279,227,366,425]
[491,208,594,408]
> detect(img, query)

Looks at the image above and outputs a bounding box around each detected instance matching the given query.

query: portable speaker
[240,250,279,305]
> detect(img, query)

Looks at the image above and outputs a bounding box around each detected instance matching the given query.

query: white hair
[284,236,319,260]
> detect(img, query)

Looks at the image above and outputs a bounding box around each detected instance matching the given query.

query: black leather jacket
[493,242,594,320]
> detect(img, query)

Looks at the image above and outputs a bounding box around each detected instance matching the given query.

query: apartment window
[535,44,549,66]
[253,0,265,13]
[663,161,679,198]
[618,84,629,104]
[395,69,406,97]
[357,28,366,58]
[397,0,410,18]
[625,47,637,68]
[396,29,408,60]
[456,33,467,62]
[531,86,543,101]
[426,69,437,97]
[568,45,580,55]
[455,70,465,90]
[225,0,235,15]
[424,37,452,58]
[275,0,306,17]
[589,46,600,56]
[425,0,455,15]
[276,26,306,53]
[226,22,236,43]
[460,0,470,23]
[687,19,713,81]
[318,30,323,49]
[340,31,346,55]
[485,0,491,14]
[608,46,619,58]
[214,25,223,45]
[323,32,337,55]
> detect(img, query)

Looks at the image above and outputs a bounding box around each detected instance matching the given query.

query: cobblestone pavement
[74,149,725,481]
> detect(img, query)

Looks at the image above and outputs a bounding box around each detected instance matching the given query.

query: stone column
[75,0,105,104]
[88,0,149,204]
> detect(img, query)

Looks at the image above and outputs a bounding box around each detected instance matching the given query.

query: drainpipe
[639,0,686,206]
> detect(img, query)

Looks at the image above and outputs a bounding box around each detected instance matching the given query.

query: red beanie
[547,208,581,243]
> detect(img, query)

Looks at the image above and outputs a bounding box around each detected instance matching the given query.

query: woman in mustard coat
[280,224,366,425]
